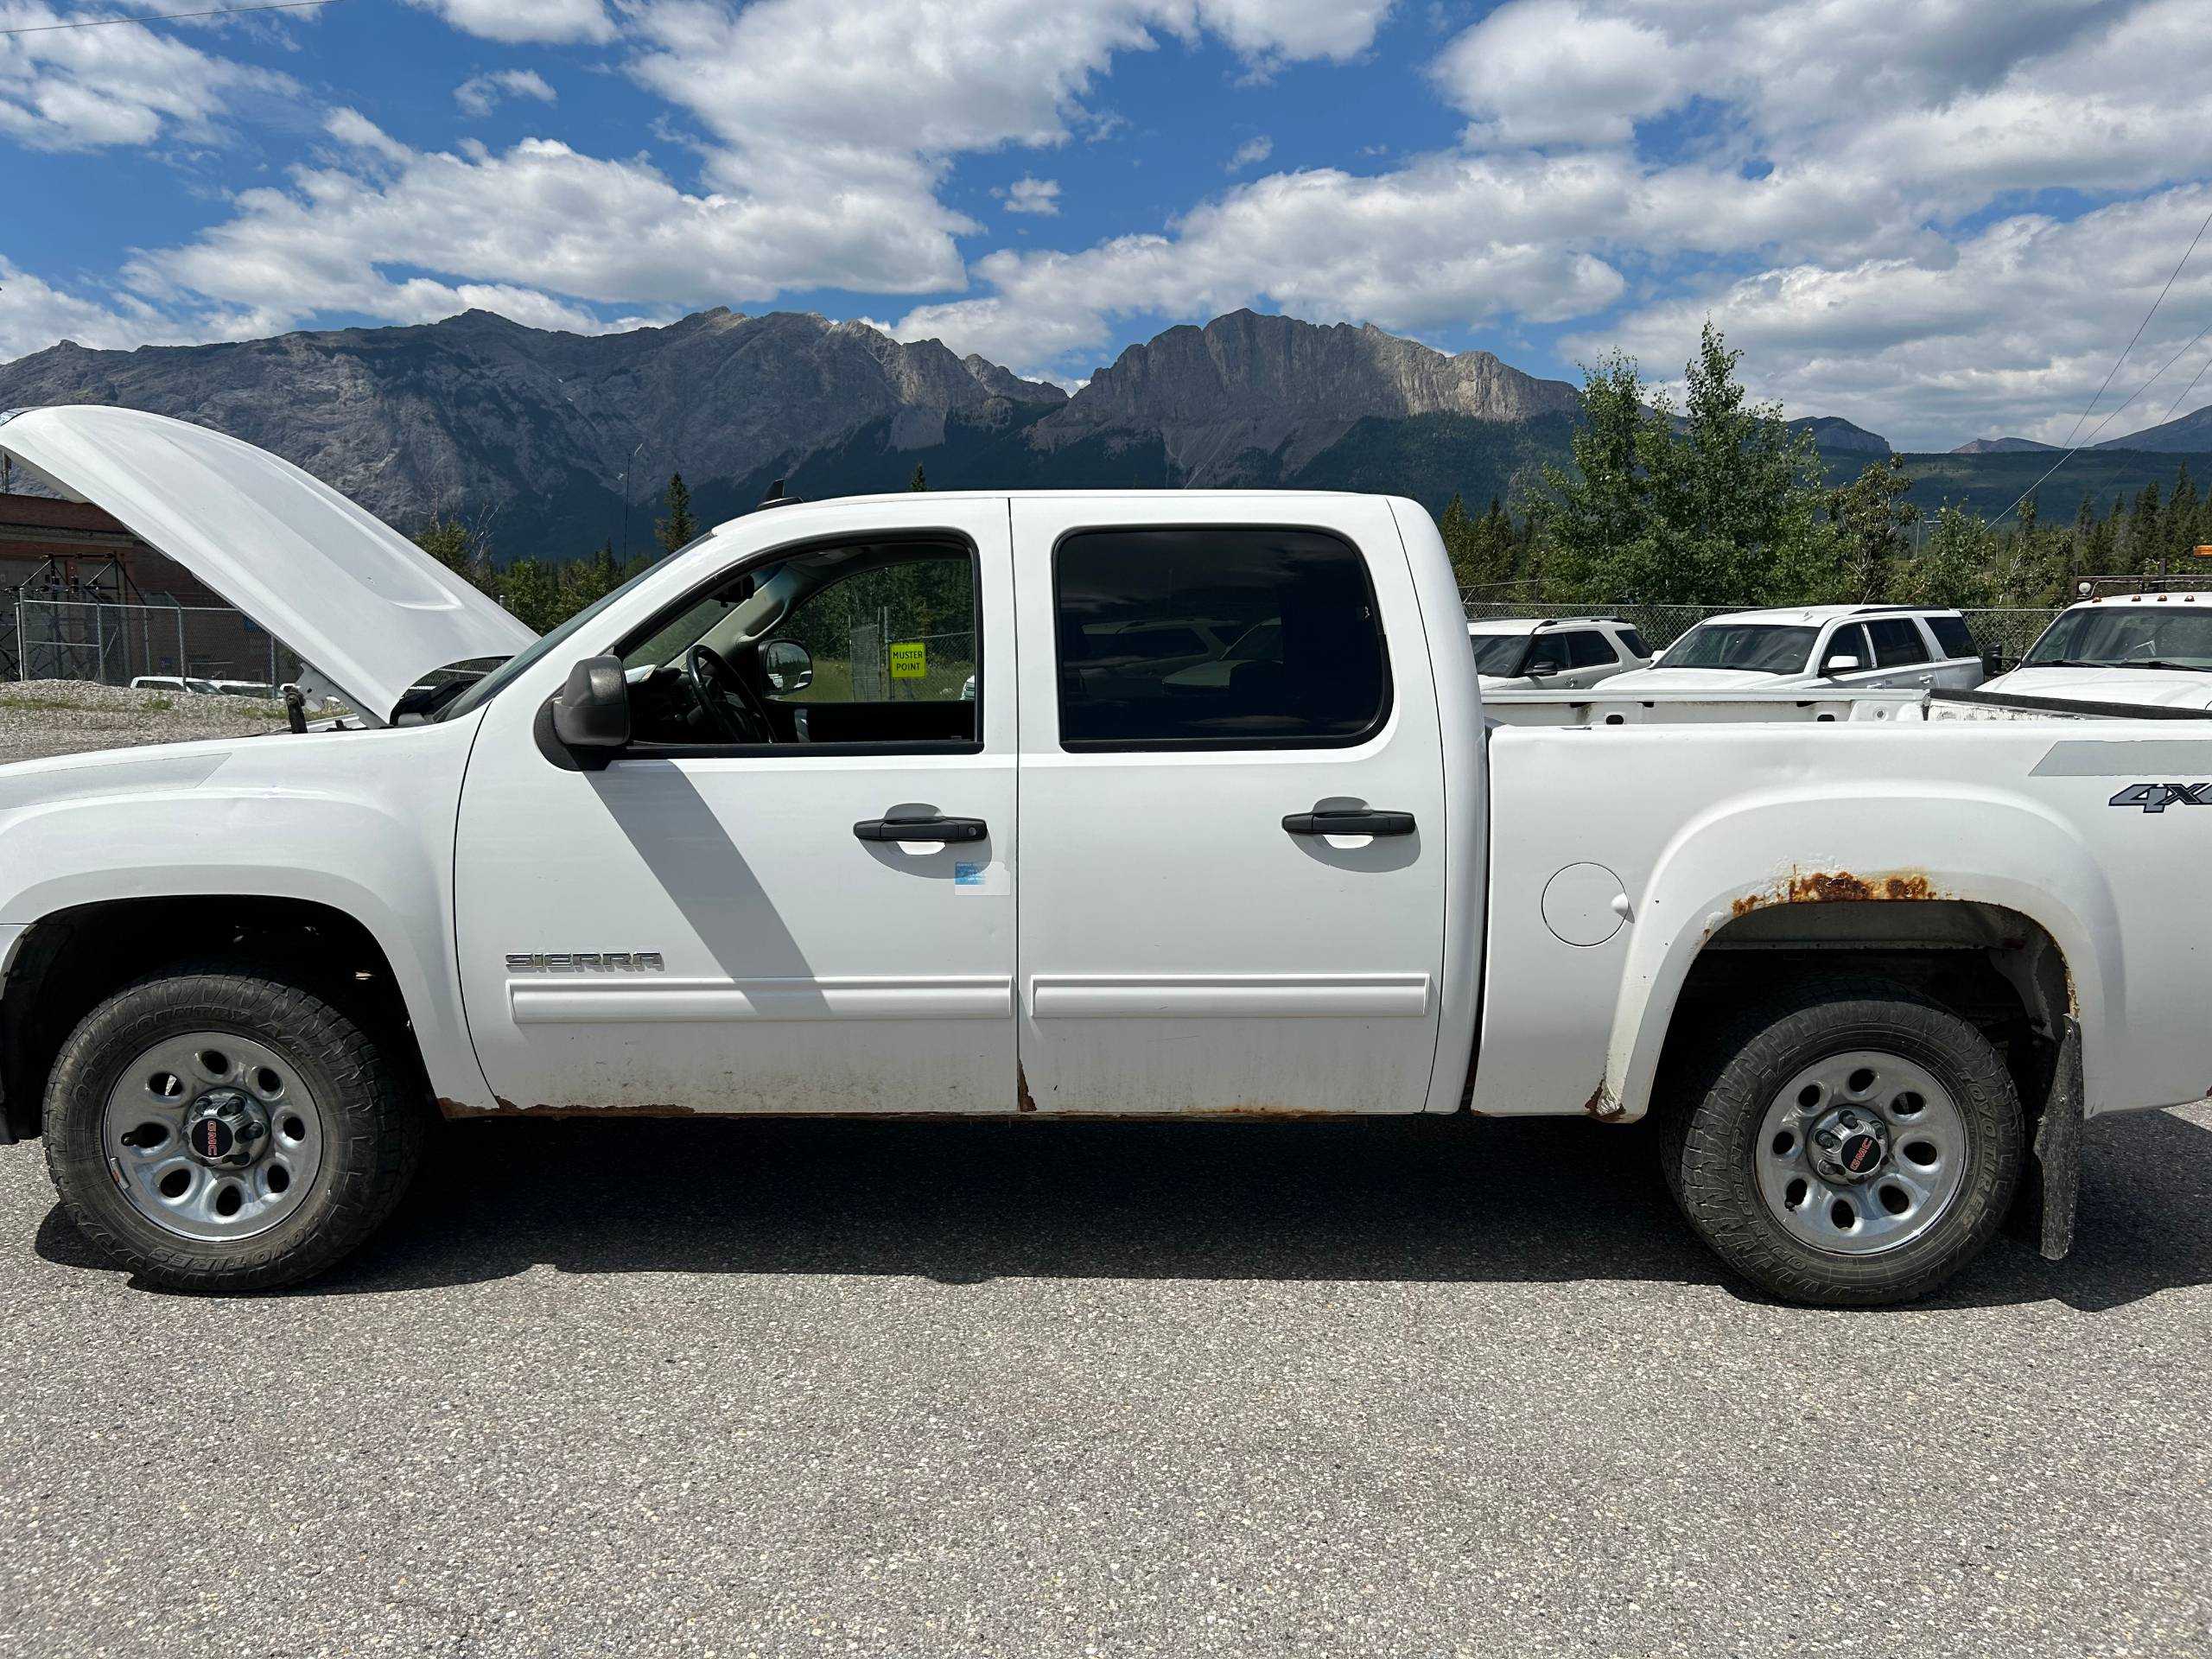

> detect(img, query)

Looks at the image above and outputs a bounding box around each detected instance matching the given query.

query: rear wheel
[43,967,425,1292]
[1662,982,2024,1306]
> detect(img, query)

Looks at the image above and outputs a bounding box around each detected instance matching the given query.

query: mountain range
[1,306,2207,557]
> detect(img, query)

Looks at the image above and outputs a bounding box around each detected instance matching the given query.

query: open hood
[0,406,536,723]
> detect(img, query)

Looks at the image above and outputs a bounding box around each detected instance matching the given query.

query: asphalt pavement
[1,1103,2208,1657]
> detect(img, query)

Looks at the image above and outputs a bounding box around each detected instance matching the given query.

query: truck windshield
[2021,607,2212,671]
[1659,623,1818,673]
[1468,634,1531,675]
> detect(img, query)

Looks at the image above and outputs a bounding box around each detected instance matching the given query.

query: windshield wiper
[2128,660,2212,672]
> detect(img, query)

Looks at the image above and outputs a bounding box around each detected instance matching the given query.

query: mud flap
[2005,1017,2082,1262]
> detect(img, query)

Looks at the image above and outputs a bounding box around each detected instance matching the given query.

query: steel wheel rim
[99,1031,325,1243]
[1753,1048,1968,1257]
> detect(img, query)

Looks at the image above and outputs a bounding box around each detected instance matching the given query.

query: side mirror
[552,654,630,749]
[1980,651,2004,677]
[1822,655,1861,676]
[762,639,813,693]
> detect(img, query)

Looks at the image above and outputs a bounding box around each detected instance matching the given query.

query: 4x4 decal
[2108,782,2212,813]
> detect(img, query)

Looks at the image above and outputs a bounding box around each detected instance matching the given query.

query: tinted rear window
[1055,528,1389,750]
[1927,614,1978,659]
[1867,617,1930,667]
[1564,630,1614,668]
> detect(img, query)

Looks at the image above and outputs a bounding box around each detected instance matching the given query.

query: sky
[3,0,2211,450]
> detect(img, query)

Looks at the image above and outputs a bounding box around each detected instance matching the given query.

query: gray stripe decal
[2032,739,2212,777]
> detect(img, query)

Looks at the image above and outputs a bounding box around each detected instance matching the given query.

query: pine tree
[656,473,700,556]
[909,463,930,491]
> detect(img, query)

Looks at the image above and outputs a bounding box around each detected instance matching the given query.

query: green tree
[1827,455,1917,601]
[414,515,494,597]
[1536,323,1841,605]
[656,473,699,556]
[909,463,930,491]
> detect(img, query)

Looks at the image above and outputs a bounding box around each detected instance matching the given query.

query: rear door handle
[854,815,988,843]
[1282,808,1416,837]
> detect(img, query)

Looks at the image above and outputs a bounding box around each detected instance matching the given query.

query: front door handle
[1282,807,1416,837]
[854,815,988,843]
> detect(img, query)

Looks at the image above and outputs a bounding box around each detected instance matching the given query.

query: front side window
[1614,627,1650,660]
[612,537,979,749]
[1469,632,1532,676]
[1055,527,1389,750]
[1821,624,1872,672]
[1663,623,1819,674]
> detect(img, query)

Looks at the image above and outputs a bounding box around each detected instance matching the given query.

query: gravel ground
[0,702,2206,1657]
[0,680,288,763]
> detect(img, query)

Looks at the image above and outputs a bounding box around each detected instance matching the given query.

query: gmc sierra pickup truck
[0,406,2202,1306]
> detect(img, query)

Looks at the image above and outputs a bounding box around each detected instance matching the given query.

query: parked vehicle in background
[1465,616,1652,690]
[5,406,2210,1313]
[1981,583,2212,710]
[1605,605,1984,694]
[127,675,222,696]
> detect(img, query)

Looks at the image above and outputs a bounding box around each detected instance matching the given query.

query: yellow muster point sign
[889,641,927,679]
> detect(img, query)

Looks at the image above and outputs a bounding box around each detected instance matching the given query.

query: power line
[2051,196,2212,453]
[0,0,334,35]
[2156,340,2212,429]
[1993,315,2212,526]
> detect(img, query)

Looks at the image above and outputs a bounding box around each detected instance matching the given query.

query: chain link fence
[1463,599,2064,670]
[842,615,976,703]
[15,598,301,694]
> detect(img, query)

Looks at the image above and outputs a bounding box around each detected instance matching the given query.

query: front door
[1010,498,1449,1116]
[453,497,1020,1115]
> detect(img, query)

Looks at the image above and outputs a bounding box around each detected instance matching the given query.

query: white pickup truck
[0,406,2205,1306]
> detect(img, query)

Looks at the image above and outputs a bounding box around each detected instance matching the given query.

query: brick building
[0,492,292,684]
[0,491,224,606]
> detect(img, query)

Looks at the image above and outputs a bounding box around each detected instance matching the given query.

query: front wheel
[43,967,425,1292]
[1661,982,2025,1306]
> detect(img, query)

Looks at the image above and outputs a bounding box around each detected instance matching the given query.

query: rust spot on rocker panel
[1016,1064,1037,1113]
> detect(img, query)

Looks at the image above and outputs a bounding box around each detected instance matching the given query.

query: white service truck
[0,406,2204,1306]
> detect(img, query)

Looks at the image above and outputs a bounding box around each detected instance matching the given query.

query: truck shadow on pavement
[35,1108,2212,1312]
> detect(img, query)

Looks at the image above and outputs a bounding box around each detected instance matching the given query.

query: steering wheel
[683,643,776,744]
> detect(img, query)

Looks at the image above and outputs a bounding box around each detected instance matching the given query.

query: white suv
[1465,616,1654,689]
[1982,588,2212,710]
[1605,605,1985,693]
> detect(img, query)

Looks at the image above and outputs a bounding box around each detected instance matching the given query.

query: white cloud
[1226,134,1271,172]
[454,67,557,116]
[898,153,1630,371]
[403,0,614,44]
[0,0,298,150]
[903,0,2212,440]
[1000,175,1061,216]
[120,110,971,336]
[1580,185,2212,449]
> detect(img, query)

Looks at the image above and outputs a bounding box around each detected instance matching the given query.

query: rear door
[1922,614,1986,686]
[1864,615,1936,688]
[1010,498,1447,1116]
